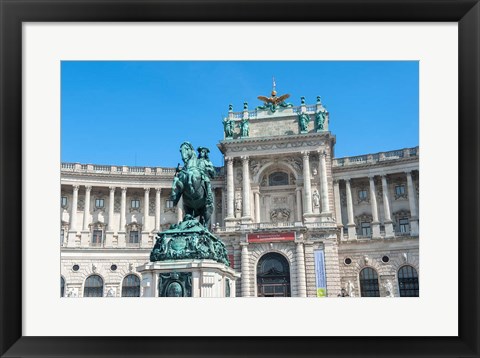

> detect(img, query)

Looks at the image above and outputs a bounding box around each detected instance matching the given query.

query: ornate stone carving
[312,189,320,207]
[149,198,155,216]
[270,208,291,222]
[158,272,192,297]
[114,198,121,213]
[150,216,230,266]
[77,198,85,211]
[383,279,394,297]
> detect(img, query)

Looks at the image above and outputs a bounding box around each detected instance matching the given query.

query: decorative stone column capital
[121,187,128,193]
[155,187,162,193]
[301,150,310,158]
[72,185,80,191]
[345,178,351,184]
[144,187,150,193]
[241,155,249,163]
[85,185,92,192]
[225,156,233,164]
[317,149,327,157]
[333,179,340,185]
[240,242,249,247]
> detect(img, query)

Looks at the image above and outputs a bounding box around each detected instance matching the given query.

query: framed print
[1,0,479,357]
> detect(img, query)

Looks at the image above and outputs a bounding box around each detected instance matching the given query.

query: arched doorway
[257,252,291,297]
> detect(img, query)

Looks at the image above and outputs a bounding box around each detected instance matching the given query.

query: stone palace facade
[60,95,419,298]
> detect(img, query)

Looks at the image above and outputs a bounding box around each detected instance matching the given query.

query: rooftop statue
[256,77,293,113]
[298,112,310,133]
[315,108,328,131]
[171,141,214,228]
[239,118,250,137]
[222,117,234,139]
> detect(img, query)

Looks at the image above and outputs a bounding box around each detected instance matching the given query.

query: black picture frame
[1,1,479,357]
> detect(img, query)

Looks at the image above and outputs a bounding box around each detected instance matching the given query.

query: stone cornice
[217,132,335,156]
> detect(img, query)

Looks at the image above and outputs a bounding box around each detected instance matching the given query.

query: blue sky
[61,61,418,168]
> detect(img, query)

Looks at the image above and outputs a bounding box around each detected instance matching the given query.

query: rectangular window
[60,229,64,246]
[395,185,406,197]
[95,198,104,208]
[358,189,367,201]
[129,231,139,244]
[399,218,410,233]
[166,199,174,209]
[61,196,67,207]
[361,222,371,237]
[131,199,140,209]
[92,230,103,246]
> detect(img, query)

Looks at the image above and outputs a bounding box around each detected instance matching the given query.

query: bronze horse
[171,142,213,229]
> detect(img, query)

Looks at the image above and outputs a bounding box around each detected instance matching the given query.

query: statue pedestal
[137,259,240,297]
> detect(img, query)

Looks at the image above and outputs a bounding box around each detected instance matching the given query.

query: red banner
[247,232,295,243]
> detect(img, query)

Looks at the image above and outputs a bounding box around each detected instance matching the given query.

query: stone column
[345,179,357,240]
[254,191,261,223]
[240,242,251,297]
[296,242,307,297]
[155,188,161,231]
[241,156,251,220]
[381,175,394,238]
[302,151,312,215]
[120,187,127,231]
[67,185,79,247]
[226,157,235,219]
[406,171,419,236]
[318,150,330,213]
[143,188,150,230]
[108,186,115,231]
[82,185,92,231]
[70,185,79,232]
[221,188,226,225]
[369,176,381,238]
[295,187,303,222]
[333,180,343,229]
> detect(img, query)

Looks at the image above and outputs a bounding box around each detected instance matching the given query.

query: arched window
[398,265,419,297]
[268,172,289,186]
[122,274,140,297]
[257,252,291,297]
[61,276,65,297]
[84,275,104,297]
[359,267,380,297]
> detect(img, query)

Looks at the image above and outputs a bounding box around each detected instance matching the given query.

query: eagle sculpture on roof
[256,78,293,113]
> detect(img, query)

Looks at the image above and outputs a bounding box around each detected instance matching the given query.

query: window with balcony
[91,229,103,246]
[61,196,68,208]
[399,218,410,233]
[360,222,371,237]
[129,230,139,245]
[394,184,407,199]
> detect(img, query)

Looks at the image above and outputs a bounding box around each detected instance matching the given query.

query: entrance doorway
[257,252,291,297]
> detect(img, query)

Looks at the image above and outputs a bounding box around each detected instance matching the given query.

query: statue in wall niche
[222,117,234,138]
[315,108,328,131]
[239,118,250,137]
[312,189,320,207]
[235,197,242,212]
[106,287,115,297]
[298,113,310,133]
[383,280,394,297]
[346,281,355,297]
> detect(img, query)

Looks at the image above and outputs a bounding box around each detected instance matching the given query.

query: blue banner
[314,250,327,297]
